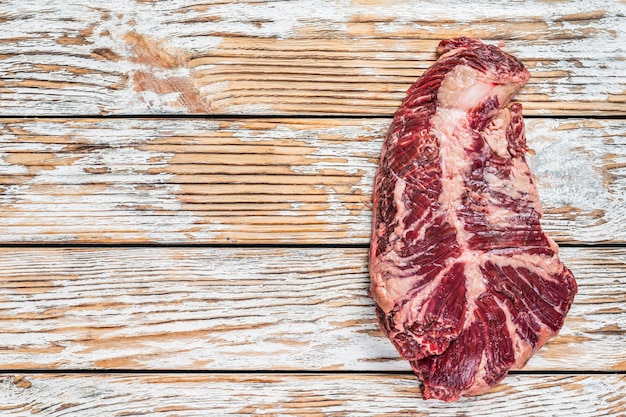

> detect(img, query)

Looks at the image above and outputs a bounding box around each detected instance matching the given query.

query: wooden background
[1,0,625,415]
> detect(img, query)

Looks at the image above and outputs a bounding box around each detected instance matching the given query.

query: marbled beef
[369,37,577,402]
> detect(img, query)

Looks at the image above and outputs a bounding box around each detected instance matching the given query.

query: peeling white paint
[0,247,393,370]
[0,119,217,242]
[278,201,304,217]
[527,118,626,242]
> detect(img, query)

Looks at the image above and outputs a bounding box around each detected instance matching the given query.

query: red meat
[369,37,577,401]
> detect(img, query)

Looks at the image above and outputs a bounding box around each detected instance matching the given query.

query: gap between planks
[0,369,624,375]
[0,242,623,250]
[1,114,626,120]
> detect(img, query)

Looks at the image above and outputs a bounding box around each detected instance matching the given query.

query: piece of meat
[369,37,577,402]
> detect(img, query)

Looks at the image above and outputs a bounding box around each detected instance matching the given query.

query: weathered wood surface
[1,117,624,244]
[2,0,625,415]
[1,246,624,372]
[1,373,624,417]
[1,0,625,116]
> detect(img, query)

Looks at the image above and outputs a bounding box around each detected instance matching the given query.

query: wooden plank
[0,373,624,416]
[1,118,624,244]
[1,1,624,116]
[1,246,623,372]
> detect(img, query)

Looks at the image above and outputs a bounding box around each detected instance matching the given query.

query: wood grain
[2,1,625,412]
[1,117,624,244]
[0,373,624,416]
[1,1,624,116]
[1,246,623,372]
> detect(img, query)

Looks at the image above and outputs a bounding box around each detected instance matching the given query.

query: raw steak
[369,37,577,402]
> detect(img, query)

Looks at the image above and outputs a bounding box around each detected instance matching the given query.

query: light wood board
[1,1,624,116]
[1,117,623,244]
[0,246,623,372]
[0,373,624,416]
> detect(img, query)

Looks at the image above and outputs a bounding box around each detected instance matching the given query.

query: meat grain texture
[369,38,577,402]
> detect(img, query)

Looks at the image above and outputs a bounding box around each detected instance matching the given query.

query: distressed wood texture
[1,117,624,244]
[1,247,624,372]
[2,1,626,415]
[0,373,625,417]
[1,0,625,116]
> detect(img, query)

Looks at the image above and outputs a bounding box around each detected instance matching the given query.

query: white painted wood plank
[0,373,624,416]
[0,246,623,372]
[0,118,623,244]
[1,0,624,115]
